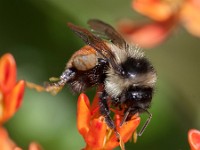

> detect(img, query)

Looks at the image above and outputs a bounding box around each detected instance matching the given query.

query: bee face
[46,19,157,138]
[122,87,153,109]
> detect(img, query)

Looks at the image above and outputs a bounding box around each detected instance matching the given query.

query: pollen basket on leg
[66,45,98,71]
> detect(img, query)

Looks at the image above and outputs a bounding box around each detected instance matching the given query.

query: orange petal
[2,80,25,123]
[28,142,43,150]
[0,53,16,94]
[118,20,173,48]
[90,86,103,117]
[85,117,107,149]
[90,93,100,116]
[105,117,140,149]
[188,129,200,150]
[180,1,200,37]
[0,127,16,150]
[133,0,174,21]
[77,93,91,137]
[114,114,121,128]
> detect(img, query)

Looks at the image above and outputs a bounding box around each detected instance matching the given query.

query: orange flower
[118,0,200,48]
[188,129,200,150]
[118,18,175,48]
[77,92,140,150]
[0,127,42,150]
[0,53,25,124]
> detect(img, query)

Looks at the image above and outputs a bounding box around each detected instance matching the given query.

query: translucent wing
[88,19,126,48]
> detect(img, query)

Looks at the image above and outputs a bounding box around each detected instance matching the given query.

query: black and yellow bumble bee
[46,19,157,138]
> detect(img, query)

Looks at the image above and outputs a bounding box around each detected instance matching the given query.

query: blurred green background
[0,0,200,149]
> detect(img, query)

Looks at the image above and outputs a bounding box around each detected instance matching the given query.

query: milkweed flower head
[77,90,140,150]
[0,53,43,150]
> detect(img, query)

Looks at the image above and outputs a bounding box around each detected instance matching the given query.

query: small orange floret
[0,53,16,94]
[0,53,25,124]
[188,129,200,150]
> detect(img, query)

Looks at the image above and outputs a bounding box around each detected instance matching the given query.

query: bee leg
[45,68,76,95]
[99,91,120,141]
[120,108,131,126]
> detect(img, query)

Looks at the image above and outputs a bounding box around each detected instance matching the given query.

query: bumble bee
[46,19,157,137]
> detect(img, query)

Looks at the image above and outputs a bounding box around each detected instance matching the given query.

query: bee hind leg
[45,68,76,95]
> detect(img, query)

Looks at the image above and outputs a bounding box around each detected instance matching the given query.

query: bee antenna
[138,109,152,136]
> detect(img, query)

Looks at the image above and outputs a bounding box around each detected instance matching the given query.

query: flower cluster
[118,0,200,48]
[0,53,41,150]
[77,92,140,150]
[0,53,25,124]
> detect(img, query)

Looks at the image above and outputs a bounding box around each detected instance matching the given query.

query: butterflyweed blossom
[77,92,140,150]
[0,53,42,150]
[118,0,200,48]
[0,53,25,124]
[188,129,200,150]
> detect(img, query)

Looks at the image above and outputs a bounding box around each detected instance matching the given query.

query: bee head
[121,86,153,112]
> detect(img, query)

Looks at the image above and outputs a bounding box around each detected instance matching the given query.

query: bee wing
[67,22,122,73]
[68,22,111,58]
[88,19,126,48]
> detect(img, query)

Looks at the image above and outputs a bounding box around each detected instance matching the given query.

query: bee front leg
[99,91,120,140]
[45,68,76,95]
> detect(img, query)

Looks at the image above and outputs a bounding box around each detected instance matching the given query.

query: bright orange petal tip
[78,93,90,109]
[188,129,200,150]
[2,80,25,123]
[77,93,91,136]
[0,53,16,94]
[7,80,25,109]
